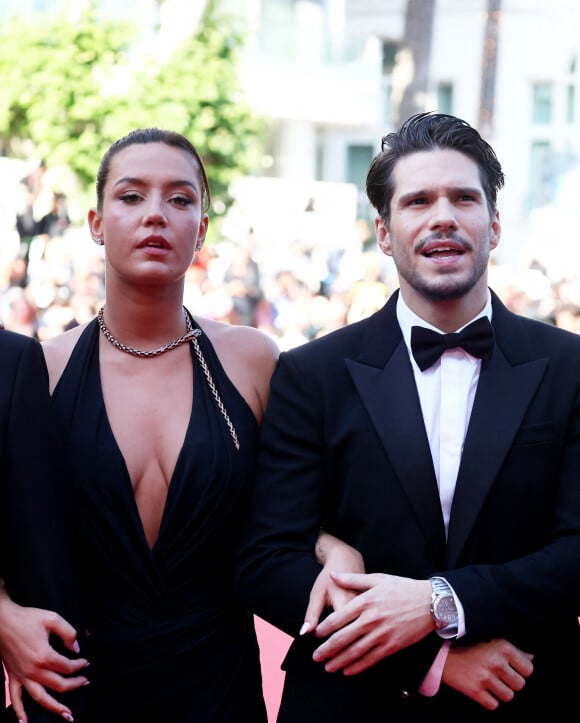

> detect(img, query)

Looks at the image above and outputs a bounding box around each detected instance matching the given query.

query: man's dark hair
[366,112,505,223]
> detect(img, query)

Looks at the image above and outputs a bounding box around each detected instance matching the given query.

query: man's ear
[375,216,393,257]
[489,210,501,251]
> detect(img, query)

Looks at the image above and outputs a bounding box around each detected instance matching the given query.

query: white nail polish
[299,622,311,636]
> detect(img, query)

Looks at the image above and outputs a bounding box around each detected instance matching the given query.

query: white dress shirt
[396,291,493,537]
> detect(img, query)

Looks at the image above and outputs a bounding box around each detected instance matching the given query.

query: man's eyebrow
[398,189,429,204]
[398,186,483,204]
[451,186,483,198]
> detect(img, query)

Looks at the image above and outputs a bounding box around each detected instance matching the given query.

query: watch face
[434,596,457,624]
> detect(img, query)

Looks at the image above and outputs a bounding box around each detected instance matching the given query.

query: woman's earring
[94,237,104,245]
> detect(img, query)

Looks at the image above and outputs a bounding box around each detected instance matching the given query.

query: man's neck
[398,287,490,333]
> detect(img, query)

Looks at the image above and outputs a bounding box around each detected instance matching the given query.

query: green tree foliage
[114,0,264,210]
[0,7,135,189]
[0,0,263,216]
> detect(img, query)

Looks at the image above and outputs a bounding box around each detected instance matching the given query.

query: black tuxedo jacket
[0,330,85,722]
[236,290,580,722]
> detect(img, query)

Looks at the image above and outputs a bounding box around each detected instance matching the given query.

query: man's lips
[421,240,465,257]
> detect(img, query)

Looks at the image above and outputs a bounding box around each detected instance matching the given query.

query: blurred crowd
[2,160,580,346]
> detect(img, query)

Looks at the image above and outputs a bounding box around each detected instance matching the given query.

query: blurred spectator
[15,159,47,267]
[1,286,39,338]
[3,169,580,351]
[223,228,263,326]
[38,191,70,239]
[346,251,390,324]
[6,257,28,289]
[554,303,580,333]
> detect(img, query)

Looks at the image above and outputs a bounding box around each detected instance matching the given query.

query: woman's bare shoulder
[195,317,280,423]
[197,317,279,364]
[41,322,90,394]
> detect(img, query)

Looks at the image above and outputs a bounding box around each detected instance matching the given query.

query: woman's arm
[301,531,365,634]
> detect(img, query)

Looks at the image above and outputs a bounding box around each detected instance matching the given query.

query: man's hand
[301,533,365,635]
[0,595,88,723]
[443,639,534,710]
[312,572,432,675]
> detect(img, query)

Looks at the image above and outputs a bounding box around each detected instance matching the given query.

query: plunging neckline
[97,344,197,553]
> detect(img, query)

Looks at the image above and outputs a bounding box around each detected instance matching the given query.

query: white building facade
[225,0,580,262]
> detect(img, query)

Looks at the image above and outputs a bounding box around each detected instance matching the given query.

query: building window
[436,83,453,114]
[382,41,397,75]
[567,84,576,123]
[529,141,552,209]
[347,145,375,219]
[532,83,553,124]
[347,145,374,190]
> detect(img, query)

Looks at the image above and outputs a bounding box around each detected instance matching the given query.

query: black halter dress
[51,318,266,723]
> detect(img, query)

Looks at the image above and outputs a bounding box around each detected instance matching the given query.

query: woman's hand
[443,639,534,710]
[301,531,365,635]
[0,588,88,723]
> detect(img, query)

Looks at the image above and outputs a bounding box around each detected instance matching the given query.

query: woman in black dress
[4,129,363,723]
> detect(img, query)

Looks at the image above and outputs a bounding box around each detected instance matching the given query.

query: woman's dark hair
[366,112,505,223]
[96,128,211,211]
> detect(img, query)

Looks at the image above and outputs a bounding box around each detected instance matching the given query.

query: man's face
[375,148,500,313]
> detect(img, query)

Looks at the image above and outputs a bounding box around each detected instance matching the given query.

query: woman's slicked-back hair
[366,112,504,223]
[95,128,211,211]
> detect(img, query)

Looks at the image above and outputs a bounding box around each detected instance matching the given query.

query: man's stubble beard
[396,249,491,302]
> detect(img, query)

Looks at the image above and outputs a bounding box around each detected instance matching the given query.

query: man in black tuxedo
[0,329,87,722]
[236,113,580,721]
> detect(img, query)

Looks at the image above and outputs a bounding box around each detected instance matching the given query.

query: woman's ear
[88,208,103,242]
[195,214,209,250]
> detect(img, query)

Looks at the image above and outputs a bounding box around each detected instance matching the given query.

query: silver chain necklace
[97,306,239,450]
[97,306,199,357]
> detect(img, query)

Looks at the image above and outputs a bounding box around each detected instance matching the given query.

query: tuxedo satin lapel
[446,346,548,566]
[346,342,447,562]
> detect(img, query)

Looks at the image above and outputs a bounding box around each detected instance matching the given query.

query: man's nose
[428,198,458,231]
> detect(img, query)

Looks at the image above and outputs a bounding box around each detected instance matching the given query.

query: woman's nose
[143,199,167,226]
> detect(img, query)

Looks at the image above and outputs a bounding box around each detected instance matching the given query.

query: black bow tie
[410,317,495,371]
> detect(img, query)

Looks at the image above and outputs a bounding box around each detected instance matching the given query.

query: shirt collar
[396,289,493,353]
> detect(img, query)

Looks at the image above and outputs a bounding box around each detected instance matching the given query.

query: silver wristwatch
[429,576,458,639]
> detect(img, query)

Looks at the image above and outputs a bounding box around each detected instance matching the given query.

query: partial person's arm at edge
[0,581,88,723]
[0,335,88,722]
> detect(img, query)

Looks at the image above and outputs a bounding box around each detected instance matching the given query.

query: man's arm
[235,353,330,635]
[235,350,441,691]
[442,639,534,710]
[306,538,535,711]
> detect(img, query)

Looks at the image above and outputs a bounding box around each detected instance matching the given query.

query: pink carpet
[255,616,292,722]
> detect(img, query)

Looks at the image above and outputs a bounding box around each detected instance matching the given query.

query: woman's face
[88,142,208,289]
